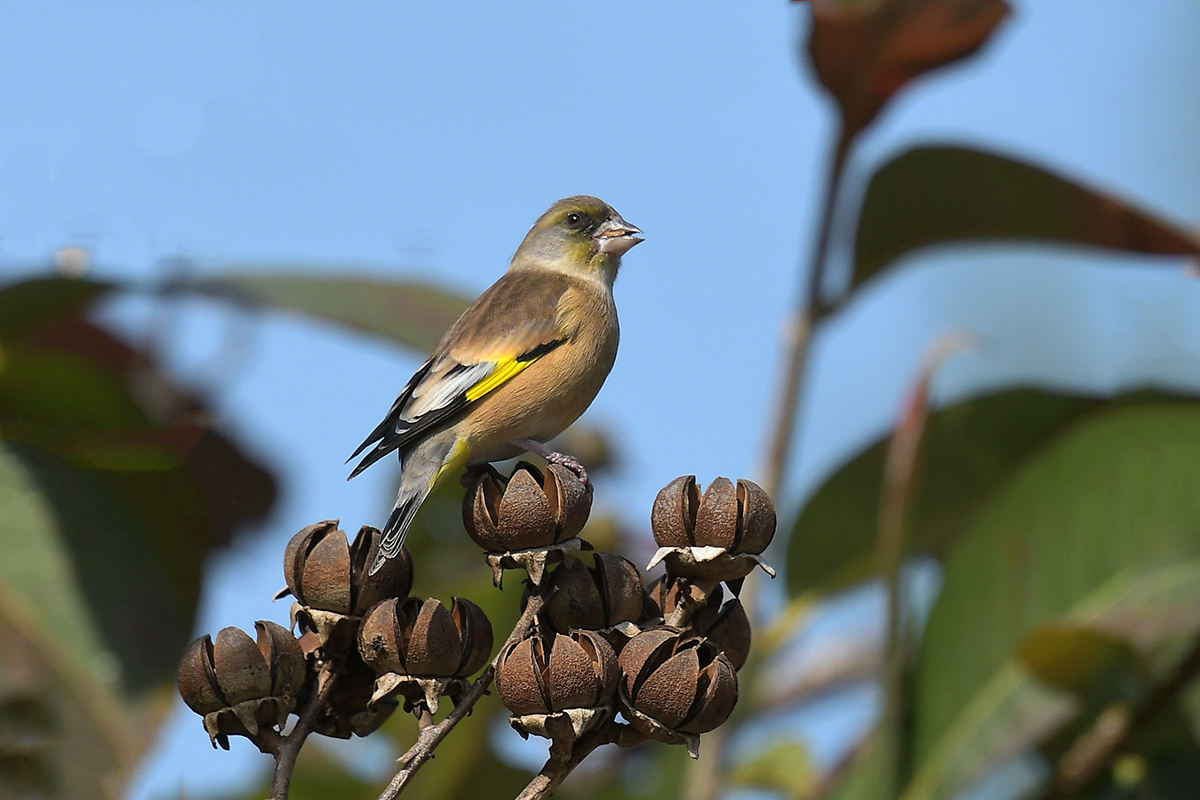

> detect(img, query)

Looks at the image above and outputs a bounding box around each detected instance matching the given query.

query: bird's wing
[347,271,572,478]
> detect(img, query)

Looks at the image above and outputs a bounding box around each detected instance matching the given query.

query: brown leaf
[806,0,1011,135]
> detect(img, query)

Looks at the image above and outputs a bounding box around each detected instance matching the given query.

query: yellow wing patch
[464,357,535,402]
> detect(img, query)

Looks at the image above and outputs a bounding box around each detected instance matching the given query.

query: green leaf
[731,739,817,798]
[902,563,1200,800]
[0,447,143,798]
[899,664,1076,800]
[176,271,472,353]
[906,404,1200,798]
[1016,626,1134,695]
[1017,561,1200,695]
[853,147,1199,290]
[0,276,112,337]
[788,390,1190,596]
[822,734,894,800]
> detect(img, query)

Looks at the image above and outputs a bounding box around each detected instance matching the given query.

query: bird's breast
[464,282,618,461]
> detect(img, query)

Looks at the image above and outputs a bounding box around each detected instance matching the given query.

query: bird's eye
[565,211,586,228]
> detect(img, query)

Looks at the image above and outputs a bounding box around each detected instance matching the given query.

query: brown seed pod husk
[693,477,738,550]
[254,620,306,699]
[634,646,701,729]
[699,599,751,671]
[282,520,339,600]
[735,479,775,555]
[358,597,405,673]
[299,528,353,613]
[349,525,414,613]
[497,636,551,716]
[618,627,681,698]
[211,627,272,705]
[451,597,494,677]
[178,635,225,715]
[678,653,738,734]
[405,598,463,677]
[651,476,700,548]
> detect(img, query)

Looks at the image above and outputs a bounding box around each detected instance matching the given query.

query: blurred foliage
[731,739,818,798]
[853,146,1198,292]
[0,277,276,797]
[171,271,472,353]
[787,391,1193,595]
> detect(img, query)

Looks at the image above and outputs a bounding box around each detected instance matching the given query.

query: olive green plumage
[349,195,642,571]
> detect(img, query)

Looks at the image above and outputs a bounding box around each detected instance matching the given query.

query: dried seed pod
[358,596,493,714]
[464,462,593,550]
[617,627,738,754]
[497,630,618,715]
[359,596,492,679]
[691,598,752,671]
[311,653,398,739]
[647,477,777,584]
[463,463,595,586]
[177,621,307,749]
[541,552,645,635]
[281,521,413,655]
[651,477,775,554]
[283,521,413,614]
[497,629,618,755]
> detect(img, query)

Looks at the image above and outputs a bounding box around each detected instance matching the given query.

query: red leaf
[807,0,1011,135]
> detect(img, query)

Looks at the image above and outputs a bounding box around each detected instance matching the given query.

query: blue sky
[2,2,1198,797]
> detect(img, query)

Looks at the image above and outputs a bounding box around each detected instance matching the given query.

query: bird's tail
[369,431,464,575]
[372,485,428,574]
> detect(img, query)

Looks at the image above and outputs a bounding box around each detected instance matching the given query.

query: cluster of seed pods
[177,462,775,772]
[476,466,776,758]
[178,521,494,747]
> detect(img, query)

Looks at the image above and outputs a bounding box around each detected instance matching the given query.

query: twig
[1033,631,1200,800]
[270,661,337,800]
[376,595,545,800]
[515,720,648,800]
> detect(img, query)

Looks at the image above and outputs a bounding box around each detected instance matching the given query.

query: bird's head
[511,196,642,284]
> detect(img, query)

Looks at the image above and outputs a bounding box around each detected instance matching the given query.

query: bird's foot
[514,439,589,485]
[545,451,589,485]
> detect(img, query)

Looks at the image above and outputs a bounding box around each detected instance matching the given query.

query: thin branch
[516,721,648,800]
[1033,631,1200,800]
[271,661,337,800]
[376,595,545,800]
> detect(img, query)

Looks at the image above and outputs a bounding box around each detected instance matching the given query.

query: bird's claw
[545,452,589,485]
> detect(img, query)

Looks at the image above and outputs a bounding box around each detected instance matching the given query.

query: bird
[348,195,642,573]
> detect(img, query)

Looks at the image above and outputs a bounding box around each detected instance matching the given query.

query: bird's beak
[595,214,643,256]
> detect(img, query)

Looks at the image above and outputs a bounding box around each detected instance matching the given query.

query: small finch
[348,196,642,572]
